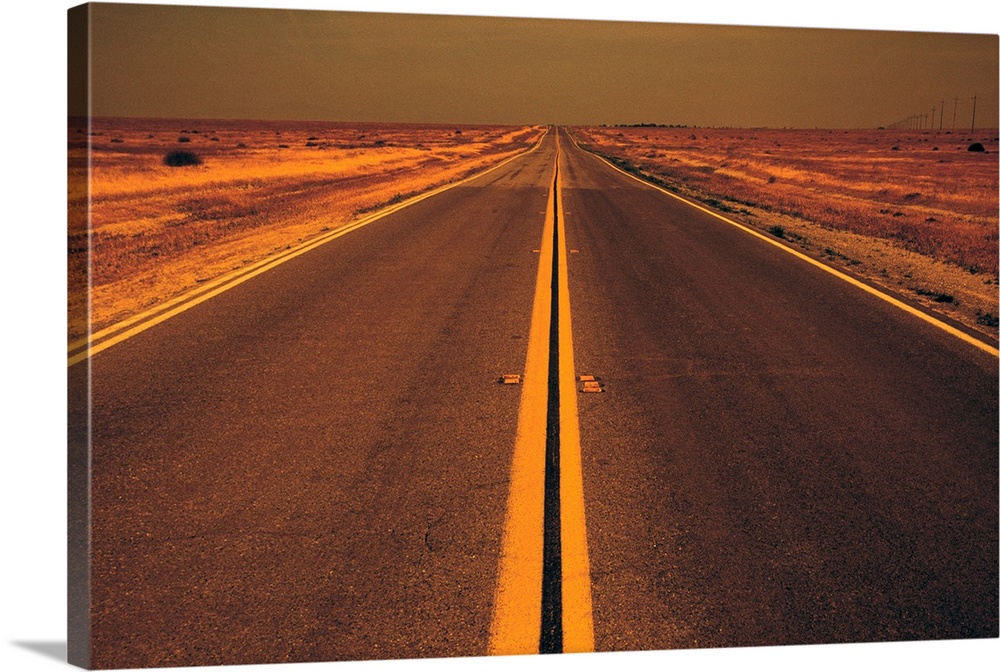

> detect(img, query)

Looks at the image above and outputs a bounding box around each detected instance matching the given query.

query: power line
[884,94,983,132]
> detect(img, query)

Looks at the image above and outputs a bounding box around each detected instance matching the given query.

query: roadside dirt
[728,203,998,340]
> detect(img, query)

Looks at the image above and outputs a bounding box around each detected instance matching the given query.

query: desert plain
[69,119,998,342]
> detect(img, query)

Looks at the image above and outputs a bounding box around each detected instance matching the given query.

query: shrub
[163,150,202,167]
[976,311,999,328]
[178,136,191,143]
[915,288,955,303]
[968,142,985,152]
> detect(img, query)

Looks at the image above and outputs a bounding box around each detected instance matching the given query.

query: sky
[74,1,999,129]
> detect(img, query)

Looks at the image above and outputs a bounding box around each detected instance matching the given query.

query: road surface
[68,128,998,669]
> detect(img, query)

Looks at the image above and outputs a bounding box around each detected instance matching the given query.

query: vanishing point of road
[68,128,998,669]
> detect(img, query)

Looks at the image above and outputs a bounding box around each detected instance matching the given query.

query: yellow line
[578,136,999,358]
[555,136,595,653]
[490,132,595,655]
[68,128,549,366]
[488,155,555,655]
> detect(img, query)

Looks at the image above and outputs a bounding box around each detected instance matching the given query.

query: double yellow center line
[489,135,594,655]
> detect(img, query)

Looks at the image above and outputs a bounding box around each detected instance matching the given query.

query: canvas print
[67,2,998,669]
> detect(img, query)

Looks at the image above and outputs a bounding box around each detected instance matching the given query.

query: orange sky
[73,2,998,129]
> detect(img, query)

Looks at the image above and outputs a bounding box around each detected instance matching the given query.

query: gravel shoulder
[681,189,998,342]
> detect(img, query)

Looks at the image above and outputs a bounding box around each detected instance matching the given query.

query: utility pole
[971,94,977,133]
[940,100,944,129]
[953,95,958,129]
[931,106,936,130]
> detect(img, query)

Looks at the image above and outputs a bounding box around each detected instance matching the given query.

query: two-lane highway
[70,127,997,669]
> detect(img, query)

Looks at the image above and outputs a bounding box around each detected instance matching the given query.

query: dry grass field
[68,118,543,341]
[571,126,999,337]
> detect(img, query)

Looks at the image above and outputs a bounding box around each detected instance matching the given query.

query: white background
[2,1,997,671]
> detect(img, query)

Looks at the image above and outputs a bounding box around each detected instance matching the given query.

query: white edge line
[68,127,549,365]
[568,132,999,359]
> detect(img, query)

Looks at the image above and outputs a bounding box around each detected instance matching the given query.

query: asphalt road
[69,128,997,668]
[559,132,997,650]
